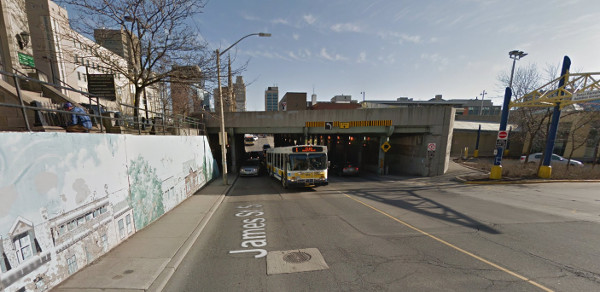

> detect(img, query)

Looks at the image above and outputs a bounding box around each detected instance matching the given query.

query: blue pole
[494,87,512,165]
[541,56,571,173]
[475,124,481,150]
[490,87,511,179]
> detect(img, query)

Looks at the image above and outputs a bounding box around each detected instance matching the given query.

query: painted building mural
[0,132,217,291]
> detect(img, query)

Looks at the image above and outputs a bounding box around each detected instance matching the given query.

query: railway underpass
[205,106,455,177]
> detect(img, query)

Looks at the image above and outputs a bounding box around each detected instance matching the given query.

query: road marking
[342,193,554,292]
[229,204,268,258]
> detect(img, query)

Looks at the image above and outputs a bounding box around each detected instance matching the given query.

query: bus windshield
[289,153,327,171]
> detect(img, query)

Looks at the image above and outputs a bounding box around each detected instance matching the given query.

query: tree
[57,0,212,119]
[563,110,599,168]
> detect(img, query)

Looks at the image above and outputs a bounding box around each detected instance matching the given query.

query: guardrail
[0,69,206,135]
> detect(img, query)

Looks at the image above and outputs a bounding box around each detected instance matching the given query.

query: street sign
[572,90,600,102]
[427,143,436,151]
[325,122,333,130]
[18,53,35,67]
[339,122,350,129]
[88,74,116,101]
[381,141,391,152]
[495,139,507,148]
[497,130,508,140]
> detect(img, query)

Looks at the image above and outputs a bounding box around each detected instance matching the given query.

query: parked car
[263,144,271,151]
[520,153,583,166]
[244,136,255,146]
[240,159,261,176]
[332,161,360,176]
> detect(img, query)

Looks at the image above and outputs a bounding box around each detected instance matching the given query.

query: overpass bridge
[205,106,455,177]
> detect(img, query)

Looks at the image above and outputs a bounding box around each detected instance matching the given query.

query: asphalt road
[164,170,600,291]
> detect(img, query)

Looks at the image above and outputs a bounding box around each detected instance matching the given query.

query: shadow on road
[344,179,500,235]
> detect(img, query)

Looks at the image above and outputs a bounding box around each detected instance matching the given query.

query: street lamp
[216,32,271,185]
[489,50,527,179]
[508,50,527,89]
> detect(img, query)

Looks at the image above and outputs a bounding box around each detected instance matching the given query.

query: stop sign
[498,131,508,139]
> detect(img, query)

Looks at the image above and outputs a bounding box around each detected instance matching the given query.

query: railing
[0,69,206,135]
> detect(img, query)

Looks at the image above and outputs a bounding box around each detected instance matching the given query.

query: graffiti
[0,132,216,292]
[127,155,165,230]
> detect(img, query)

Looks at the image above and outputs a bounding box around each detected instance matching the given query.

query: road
[164,168,600,291]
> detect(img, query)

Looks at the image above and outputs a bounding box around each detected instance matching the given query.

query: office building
[265,86,278,111]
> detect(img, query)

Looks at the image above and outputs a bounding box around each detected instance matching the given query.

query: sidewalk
[53,175,236,292]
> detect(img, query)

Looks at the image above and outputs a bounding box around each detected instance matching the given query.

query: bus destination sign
[292,146,323,153]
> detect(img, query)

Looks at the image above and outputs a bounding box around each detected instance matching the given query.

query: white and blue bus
[266,145,328,188]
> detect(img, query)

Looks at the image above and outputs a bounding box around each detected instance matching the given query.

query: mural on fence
[0,132,217,292]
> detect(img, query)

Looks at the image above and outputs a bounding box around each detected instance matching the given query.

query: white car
[520,153,583,166]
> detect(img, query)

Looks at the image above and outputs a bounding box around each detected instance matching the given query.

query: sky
[63,0,600,111]
[193,0,600,111]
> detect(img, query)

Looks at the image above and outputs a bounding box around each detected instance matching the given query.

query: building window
[118,219,125,239]
[100,234,108,252]
[77,72,81,81]
[67,254,77,274]
[14,233,32,263]
[125,214,132,234]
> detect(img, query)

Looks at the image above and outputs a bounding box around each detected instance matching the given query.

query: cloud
[293,34,300,40]
[357,52,367,63]
[421,53,448,71]
[288,49,312,60]
[378,32,423,44]
[330,23,362,33]
[240,12,260,22]
[303,14,316,25]
[272,18,288,25]
[320,48,346,61]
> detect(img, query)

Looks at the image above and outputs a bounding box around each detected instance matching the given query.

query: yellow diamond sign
[381,141,391,152]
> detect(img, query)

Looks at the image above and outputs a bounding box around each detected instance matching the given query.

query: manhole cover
[283,251,311,263]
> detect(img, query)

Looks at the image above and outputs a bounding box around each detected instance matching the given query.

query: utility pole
[479,90,487,115]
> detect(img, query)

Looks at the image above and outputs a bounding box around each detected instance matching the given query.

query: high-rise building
[233,76,246,111]
[265,86,278,111]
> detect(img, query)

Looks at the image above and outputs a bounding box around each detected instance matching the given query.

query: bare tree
[563,110,600,168]
[57,0,213,119]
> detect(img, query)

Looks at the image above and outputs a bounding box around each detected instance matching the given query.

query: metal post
[474,124,481,158]
[539,57,571,178]
[97,96,104,133]
[489,87,512,179]
[217,49,228,185]
[479,90,486,115]
[509,59,517,89]
[13,74,31,131]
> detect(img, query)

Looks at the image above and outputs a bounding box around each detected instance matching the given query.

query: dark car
[240,159,260,176]
[332,161,360,176]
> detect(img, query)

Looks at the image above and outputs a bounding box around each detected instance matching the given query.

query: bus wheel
[281,177,288,189]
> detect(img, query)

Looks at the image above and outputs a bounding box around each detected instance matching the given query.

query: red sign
[498,131,508,139]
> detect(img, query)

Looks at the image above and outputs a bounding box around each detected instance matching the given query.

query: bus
[266,145,328,188]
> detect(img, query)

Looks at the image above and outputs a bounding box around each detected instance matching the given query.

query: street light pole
[490,49,527,180]
[216,32,271,185]
[508,50,527,89]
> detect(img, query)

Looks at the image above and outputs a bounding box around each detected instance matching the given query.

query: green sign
[18,53,35,67]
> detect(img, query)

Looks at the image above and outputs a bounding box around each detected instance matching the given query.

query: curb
[147,174,239,292]
[456,175,600,184]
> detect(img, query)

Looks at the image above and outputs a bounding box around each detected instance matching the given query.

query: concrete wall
[208,106,454,176]
[0,132,218,292]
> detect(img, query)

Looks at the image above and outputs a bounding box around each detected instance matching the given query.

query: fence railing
[0,69,206,135]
